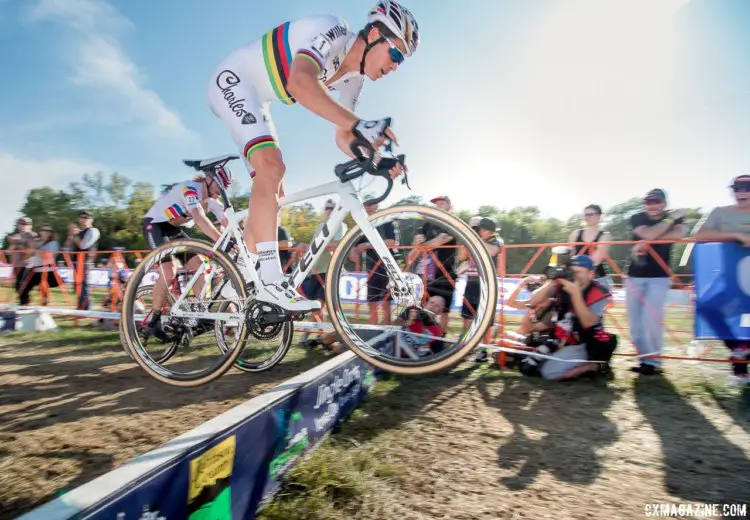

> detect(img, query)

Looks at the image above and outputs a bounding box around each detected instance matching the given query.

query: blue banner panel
[694,242,750,340]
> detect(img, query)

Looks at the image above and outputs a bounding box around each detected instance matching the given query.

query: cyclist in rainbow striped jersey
[206,1,420,314]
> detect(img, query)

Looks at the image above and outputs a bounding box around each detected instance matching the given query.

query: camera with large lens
[545,245,575,282]
[518,332,561,376]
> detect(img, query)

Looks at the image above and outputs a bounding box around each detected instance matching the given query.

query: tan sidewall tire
[120,239,249,387]
[325,204,497,375]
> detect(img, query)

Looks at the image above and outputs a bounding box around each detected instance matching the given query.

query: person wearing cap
[350,194,398,325]
[411,195,457,330]
[626,189,687,375]
[7,217,39,298]
[693,174,750,386]
[69,210,101,311]
[523,254,615,381]
[456,217,503,362]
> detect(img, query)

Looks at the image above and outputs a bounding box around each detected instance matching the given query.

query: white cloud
[27,0,131,32]
[27,0,195,142]
[0,151,106,230]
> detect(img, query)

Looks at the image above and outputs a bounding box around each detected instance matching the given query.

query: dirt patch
[1,324,749,520]
[260,358,750,520]
[0,325,331,520]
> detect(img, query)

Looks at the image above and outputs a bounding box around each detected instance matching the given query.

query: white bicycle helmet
[210,164,233,190]
[367,0,420,57]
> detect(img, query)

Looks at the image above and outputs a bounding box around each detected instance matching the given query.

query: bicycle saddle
[183,154,240,172]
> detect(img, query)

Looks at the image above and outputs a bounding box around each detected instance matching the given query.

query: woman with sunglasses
[694,174,750,386]
[568,204,613,288]
[205,1,419,315]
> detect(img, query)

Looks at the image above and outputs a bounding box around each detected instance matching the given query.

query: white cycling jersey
[207,14,364,174]
[205,198,225,222]
[145,181,204,225]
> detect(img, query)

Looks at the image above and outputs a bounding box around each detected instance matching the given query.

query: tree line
[3,171,704,276]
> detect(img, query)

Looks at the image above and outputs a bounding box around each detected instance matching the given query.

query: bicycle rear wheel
[325,204,498,375]
[120,238,249,387]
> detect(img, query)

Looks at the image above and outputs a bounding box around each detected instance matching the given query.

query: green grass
[257,441,404,520]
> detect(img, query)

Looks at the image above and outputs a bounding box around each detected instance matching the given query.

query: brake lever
[395,154,410,190]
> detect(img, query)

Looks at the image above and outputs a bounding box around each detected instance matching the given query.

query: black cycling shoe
[144,321,170,342]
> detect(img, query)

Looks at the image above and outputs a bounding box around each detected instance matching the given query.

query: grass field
[0,307,748,520]
[257,359,750,520]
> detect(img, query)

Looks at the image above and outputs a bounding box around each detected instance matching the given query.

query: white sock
[256,241,283,284]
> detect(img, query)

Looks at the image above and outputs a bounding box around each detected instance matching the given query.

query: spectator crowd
[3,174,750,386]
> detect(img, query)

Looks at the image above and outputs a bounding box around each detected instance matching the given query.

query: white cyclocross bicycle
[120,132,498,387]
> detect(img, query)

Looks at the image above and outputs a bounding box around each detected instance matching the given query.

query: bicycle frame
[169,174,415,321]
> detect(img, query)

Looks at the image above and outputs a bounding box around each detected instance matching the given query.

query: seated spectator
[313,295,446,357]
[694,174,750,386]
[521,255,616,381]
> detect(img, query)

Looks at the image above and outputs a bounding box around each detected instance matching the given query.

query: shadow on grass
[336,364,478,443]
[474,371,621,490]
[1,345,332,434]
[0,344,334,519]
[634,375,750,509]
[0,449,115,520]
[255,364,478,520]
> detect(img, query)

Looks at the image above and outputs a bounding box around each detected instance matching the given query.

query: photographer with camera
[520,253,616,381]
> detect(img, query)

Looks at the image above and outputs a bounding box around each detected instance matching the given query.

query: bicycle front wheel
[120,238,249,387]
[325,204,498,375]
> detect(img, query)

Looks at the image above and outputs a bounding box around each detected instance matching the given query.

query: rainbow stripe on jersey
[163,204,187,221]
[262,22,295,105]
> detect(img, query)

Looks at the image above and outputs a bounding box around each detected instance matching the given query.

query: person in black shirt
[278,225,293,273]
[458,218,502,362]
[625,189,686,375]
[568,204,612,288]
[411,195,457,331]
[351,195,397,324]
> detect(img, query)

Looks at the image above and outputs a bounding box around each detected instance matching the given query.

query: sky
[1,0,749,231]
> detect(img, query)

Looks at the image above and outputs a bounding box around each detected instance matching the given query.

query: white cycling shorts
[207,46,281,179]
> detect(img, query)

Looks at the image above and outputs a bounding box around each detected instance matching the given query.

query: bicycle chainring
[245,300,287,340]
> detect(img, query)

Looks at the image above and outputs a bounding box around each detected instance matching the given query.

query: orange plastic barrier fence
[0,239,742,368]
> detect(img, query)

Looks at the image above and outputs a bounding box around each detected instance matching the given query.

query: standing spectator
[568,204,613,287]
[278,224,293,274]
[18,225,60,305]
[694,174,750,386]
[462,218,502,362]
[7,217,38,299]
[69,210,101,310]
[626,189,687,375]
[298,199,347,342]
[350,194,397,325]
[411,195,457,332]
